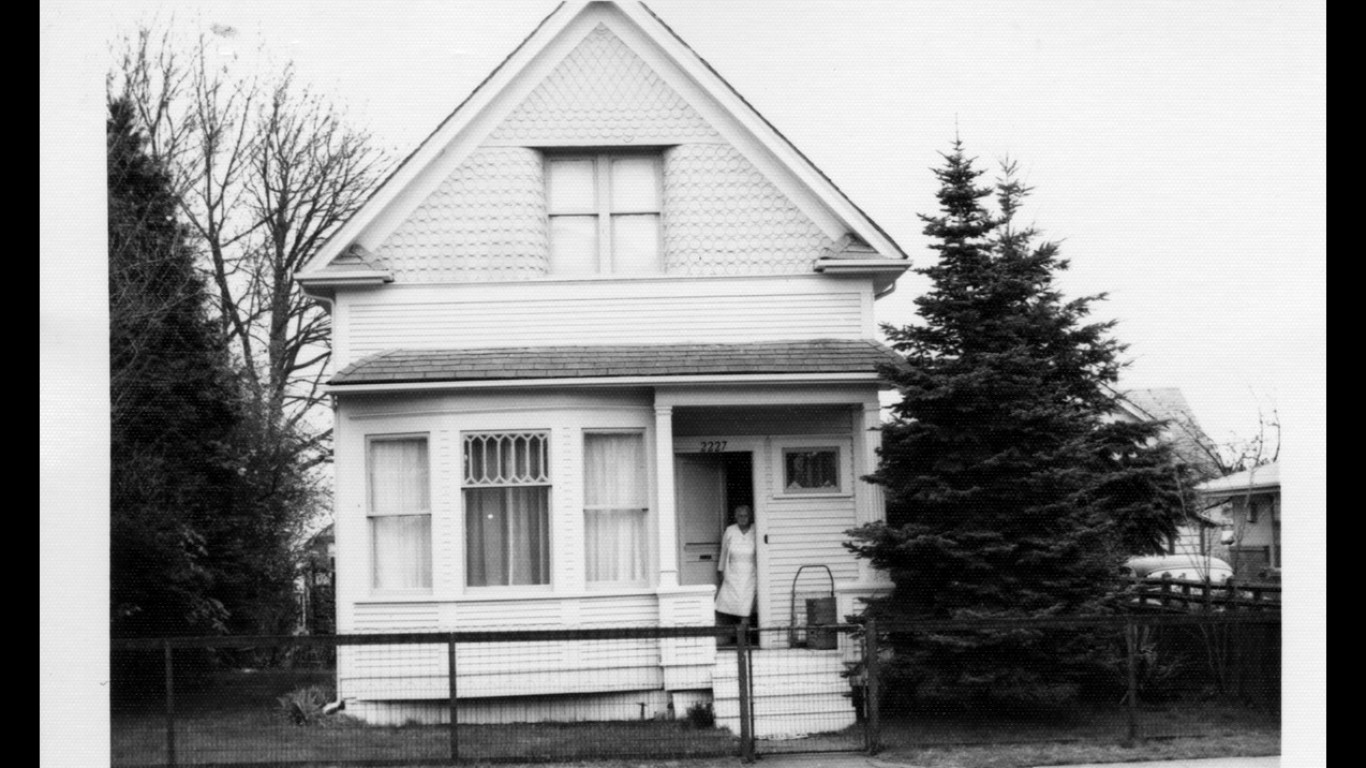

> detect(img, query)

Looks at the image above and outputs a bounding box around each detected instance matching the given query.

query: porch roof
[330,340,908,386]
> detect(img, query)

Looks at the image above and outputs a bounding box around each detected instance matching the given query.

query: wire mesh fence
[872,613,1280,751]
[110,612,1278,766]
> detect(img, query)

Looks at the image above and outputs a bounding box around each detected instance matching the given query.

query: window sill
[358,591,438,604]
[354,587,676,604]
[773,491,853,500]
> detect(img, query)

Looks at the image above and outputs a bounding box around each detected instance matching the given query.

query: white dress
[716,524,757,617]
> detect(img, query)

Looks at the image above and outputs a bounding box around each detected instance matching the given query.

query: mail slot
[684,543,721,563]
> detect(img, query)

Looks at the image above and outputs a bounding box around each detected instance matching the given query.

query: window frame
[460,430,554,592]
[582,429,651,589]
[544,150,664,275]
[365,433,434,594]
[773,438,853,499]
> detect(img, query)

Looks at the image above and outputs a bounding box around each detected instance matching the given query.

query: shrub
[684,701,715,729]
[277,684,333,726]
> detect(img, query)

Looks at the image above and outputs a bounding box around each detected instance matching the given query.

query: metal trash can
[805,595,838,649]
[790,564,838,649]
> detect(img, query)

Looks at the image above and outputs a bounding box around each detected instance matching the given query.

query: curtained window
[583,433,648,586]
[463,433,551,587]
[782,447,841,493]
[368,438,432,590]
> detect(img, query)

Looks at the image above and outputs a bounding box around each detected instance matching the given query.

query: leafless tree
[110,22,388,473]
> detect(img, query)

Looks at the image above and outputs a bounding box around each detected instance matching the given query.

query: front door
[676,454,726,586]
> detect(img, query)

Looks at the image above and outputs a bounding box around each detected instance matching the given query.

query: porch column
[655,405,679,588]
[855,402,887,582]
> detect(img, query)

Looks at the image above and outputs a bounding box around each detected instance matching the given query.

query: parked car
[1123,554,1235,584]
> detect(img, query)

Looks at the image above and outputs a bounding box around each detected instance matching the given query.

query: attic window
[546,152,662,275]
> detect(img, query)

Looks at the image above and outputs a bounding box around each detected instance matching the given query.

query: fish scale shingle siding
[369,24,836,282]
[371,147,549,281]
[663,144,835,275]
[488,24,718,144]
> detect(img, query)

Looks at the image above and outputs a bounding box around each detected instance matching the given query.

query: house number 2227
[699,441,728,453]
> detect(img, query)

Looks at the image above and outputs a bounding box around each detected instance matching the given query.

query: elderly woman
[715,505,758,636]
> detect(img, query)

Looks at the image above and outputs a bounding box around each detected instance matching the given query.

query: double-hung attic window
[546,152,662,275]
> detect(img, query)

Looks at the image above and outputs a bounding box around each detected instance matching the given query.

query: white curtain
[465,486,549,587]
[369,440,431,589]
[372,516,432,590]
[370,439,429,513]
[584,434,647,584]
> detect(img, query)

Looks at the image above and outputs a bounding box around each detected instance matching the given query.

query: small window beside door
[780,447,842,494]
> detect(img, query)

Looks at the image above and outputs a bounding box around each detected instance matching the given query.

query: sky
[50,0,1323,445]
[41,0,1323,761]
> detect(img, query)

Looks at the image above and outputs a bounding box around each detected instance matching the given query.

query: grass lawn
[874,701,1279,768]
[111,668,1277,767]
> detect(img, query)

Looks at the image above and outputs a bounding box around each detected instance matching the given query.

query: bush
[684,701,715,729]
[277,684,333,726]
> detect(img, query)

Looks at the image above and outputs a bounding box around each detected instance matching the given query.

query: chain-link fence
[111,613,1278,766]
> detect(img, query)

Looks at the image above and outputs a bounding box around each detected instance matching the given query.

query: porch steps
[712,649,858,739]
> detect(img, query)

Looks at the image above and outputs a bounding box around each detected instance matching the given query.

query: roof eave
[815,258,910,296]
[326,371,887,394]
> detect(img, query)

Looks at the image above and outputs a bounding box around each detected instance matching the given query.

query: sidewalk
[1043,754,1278,759]
[752,754,1280,768]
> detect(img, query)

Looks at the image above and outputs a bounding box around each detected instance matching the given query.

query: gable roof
[1114,387,1223,477]
[330,339,908,387]
[1196,461,1281,496]
[297,0,907,283]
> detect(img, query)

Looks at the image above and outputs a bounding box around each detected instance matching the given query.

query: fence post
[164,640,176,768]
[1124,620,1139,746]
[448,637,458,764]
[864,618,881,755]
[736,621,755,763]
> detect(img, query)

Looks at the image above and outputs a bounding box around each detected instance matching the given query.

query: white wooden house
[295,0,909,734]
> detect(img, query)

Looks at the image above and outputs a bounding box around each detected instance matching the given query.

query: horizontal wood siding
[347,293,863,360]
[764,497,860,630]
[348,690,674,725]
[335,278,870,366]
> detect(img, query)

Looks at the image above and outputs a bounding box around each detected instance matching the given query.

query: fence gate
[741,623,869,756]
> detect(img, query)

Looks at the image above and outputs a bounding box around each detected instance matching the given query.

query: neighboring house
[1196,461,1281,581]
[297,524,336,635]
[295,1,907,733]
[1111,387,1227,558]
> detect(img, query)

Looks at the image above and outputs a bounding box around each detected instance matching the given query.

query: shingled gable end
[297,1,910,735]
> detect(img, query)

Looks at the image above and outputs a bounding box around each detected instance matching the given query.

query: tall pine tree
[847,141,1193,708]
[109,95,242,640]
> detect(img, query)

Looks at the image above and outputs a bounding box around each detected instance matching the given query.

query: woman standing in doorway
[716,505,758,638]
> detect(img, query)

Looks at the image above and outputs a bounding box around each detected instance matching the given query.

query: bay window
[463,432,551,587]
[546,152,662,275]
[368,437,432,590]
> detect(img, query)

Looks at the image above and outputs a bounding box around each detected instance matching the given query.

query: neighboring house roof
[1196,461,1281,496]
[297,0,907,285]
[1114,386,1222,477]
[330,340,907,386]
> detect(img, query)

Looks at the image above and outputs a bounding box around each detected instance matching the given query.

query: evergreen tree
[109,95,241,639]
[847,141,1194,708]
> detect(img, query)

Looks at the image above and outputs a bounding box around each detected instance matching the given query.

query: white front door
[675,454,726,586]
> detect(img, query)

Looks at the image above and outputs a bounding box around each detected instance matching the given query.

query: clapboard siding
[763,495,859,629]
[335,278,870,365]
[346,294,863,360]
[348,690,674,725]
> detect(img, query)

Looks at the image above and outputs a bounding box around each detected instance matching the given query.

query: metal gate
[740,622,873,757]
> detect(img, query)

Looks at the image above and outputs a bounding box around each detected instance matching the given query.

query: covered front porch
[649,384,892,647]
